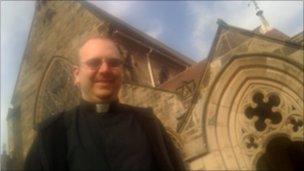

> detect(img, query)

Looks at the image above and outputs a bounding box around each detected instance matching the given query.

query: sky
[1,1,303,152]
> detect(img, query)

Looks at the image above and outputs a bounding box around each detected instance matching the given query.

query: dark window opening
[159,67,169,84]
[124,53,134,69]
[256,136,304,171]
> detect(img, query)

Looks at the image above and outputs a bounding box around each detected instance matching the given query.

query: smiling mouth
[96,80,112,84]
[95,79,115,85]
[94,82,113,89]
[95,77,114,82]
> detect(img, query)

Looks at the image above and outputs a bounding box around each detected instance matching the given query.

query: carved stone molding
[34,57,80,124]
[165,127,184,153]
[202,54,303,170]
[238,86,303,162]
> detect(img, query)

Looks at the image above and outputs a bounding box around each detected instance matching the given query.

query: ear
[73,65,80,86]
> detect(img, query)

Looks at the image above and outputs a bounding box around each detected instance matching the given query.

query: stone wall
[119,84,185,130]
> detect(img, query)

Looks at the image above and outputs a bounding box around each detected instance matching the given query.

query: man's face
[74,38,123,103]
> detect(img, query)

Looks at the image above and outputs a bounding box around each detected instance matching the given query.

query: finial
[216,19,229,29]
[249,0,272,33]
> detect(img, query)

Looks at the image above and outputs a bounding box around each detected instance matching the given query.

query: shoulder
[34,106,78,132]
[34,113,64,132]
[118,103,163,125]
[118,103,155,118]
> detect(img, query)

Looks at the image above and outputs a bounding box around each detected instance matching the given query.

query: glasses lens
[86,58,101,69]
[84,58,123,70]
[106,58,123,67]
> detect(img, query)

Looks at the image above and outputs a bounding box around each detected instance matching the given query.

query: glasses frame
[80,57,124,70]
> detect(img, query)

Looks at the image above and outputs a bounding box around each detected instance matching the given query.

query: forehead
[78,38,121,62]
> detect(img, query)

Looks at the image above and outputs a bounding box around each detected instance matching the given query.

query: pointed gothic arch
[34,56,81,125]
[202,53,303,170]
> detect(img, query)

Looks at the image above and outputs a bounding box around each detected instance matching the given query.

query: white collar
[96,103,110,113]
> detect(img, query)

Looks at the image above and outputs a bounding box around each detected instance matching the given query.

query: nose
[98,62,111,73]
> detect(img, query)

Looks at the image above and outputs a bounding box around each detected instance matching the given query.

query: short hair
[76,34,124,65]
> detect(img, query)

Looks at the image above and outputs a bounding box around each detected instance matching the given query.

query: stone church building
[6,1,303,170]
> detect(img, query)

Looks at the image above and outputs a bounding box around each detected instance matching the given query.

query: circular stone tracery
[244,92,282,132]
[237,84,303,167]
[202,54,303,170]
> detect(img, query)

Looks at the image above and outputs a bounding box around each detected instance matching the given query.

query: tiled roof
[158,59,208,91]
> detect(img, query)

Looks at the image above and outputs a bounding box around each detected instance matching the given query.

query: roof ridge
[79,1,196,65]
[217,19,302,48]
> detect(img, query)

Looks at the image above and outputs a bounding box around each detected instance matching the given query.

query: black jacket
[24,103,186,171]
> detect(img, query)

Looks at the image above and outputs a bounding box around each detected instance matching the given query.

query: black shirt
[67,101,155,171]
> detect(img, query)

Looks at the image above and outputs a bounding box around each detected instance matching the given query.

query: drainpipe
[146,48,155,87]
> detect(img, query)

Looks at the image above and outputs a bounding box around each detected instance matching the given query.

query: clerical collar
[96,103,109,113]
[80,99,120,114]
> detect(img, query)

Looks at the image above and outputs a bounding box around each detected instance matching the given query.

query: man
[24,36,186,171]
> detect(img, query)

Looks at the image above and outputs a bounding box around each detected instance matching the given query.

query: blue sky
[1,1,303,151]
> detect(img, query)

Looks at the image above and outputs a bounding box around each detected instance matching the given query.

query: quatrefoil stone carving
[245,92,282,131]
[288,117,303,132]
[246,136,258,149]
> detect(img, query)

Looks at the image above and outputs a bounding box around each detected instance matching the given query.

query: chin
[96,89,113,96]
[94,89,114,99]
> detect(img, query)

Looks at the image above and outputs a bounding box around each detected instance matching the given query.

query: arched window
[159,67,169,84]
[256,136,304,170]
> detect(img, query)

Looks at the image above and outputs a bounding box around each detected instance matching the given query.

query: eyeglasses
[81,57,124,70]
